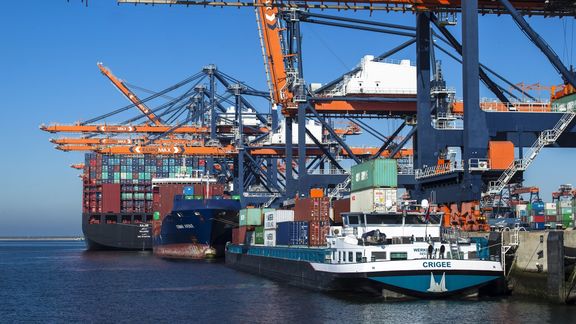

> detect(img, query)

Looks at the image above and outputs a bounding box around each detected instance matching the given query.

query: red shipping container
[155,184,187,221]
[295,197,330,222]
[102,184,121,213]
[533,215,545,223]
[332,198,350,224]
[309,220,330,246]
[234,226,248,244]
[545,215,557,222]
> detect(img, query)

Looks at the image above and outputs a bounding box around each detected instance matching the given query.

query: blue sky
[0,1,574,235]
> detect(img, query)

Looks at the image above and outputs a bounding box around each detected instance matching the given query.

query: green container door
[246,208,263,226]
[239,208,264,226]
[254,226,264,244]
[239,209,248,226]
[351,159,397,192]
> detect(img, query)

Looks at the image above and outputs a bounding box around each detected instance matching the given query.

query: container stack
[233,207,275,245]
[515,204,528,222]
[294,196,330,246]
[349,159,398,213]
[529,201,545,230]
[264,210,294,246]
[558,200,574,228]
[544,203,557,227]
[83,153,205,215]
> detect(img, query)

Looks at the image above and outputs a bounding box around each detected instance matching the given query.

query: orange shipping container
[488,141,514,170]
[310,188,324,198]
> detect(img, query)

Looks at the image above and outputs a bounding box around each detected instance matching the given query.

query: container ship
[151,177,240,259]
[82,153,206,250]
[226,160,507,299]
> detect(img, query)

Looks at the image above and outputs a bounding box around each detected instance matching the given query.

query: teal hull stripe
[372,274,499,293]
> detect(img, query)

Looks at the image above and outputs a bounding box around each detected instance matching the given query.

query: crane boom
[117,1,576,17]
[97,63,163,126]
[256,0,293,109]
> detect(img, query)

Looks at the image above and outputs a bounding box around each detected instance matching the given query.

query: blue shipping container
[276,222,291,245]
[276,221,309,246]
[531,222,545,230]
[291,221,309,245]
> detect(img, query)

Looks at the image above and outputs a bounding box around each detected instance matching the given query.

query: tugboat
[152,176,241,259]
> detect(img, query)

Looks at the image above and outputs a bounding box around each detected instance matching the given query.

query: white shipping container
[264,211,275,229]
[264,230,276,246]
[559,201,573,208]
[545,203,556,210]
[350,188,397,213]
[516,204,527,211]
[264,210,295,229]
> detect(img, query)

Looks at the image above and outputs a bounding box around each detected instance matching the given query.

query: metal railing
[468,158,490,171]
[415,160,464,179]
[308,169,350,176]
[328,176,351,200]
[487,111,576,194]
[432,113,463,130]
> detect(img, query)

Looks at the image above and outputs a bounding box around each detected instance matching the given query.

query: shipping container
[532,215,545,223]
[531,222,545,230]
[559,200,573,208]
[545,202,556,210]
[233,226,249,245]
[309,220,330,246]
[264,229,276,246]
[545,215,557,223]
[276,221,308,246]
[332,198,350,224]
[239,208,264,226]
[254,226,264,245]
[102,183,121,213]
[351,159,397,192]
[294,197,330,222]
[545,209,557,216]
[350,188,397,213]
[264,210,294,230]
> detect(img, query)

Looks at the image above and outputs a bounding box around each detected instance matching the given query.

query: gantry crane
[63,0,576,221]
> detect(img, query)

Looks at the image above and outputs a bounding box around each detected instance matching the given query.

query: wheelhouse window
[390,252,408,260]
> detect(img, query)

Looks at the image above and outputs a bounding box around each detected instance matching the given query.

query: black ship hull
[82,213,152,251]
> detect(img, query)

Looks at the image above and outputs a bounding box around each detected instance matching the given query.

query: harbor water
[0,240,575,323]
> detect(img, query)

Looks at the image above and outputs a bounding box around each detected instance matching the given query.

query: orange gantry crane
[97,63,163,126]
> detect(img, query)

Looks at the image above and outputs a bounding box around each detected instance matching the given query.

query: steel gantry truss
[56,0,576,218]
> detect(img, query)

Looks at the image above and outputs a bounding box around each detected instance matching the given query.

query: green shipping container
[545,209,556,216]
[239,208,263,226]
[351,159,397,192]
[239,209,247,225]
[184,195,194,200]
[560,207,572,215]
[153,211,160,220]
[254,226,264,245]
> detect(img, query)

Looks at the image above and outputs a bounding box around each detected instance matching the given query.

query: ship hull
[82,213,152,251]
[153,198,240,259]
[226,246,506,299]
